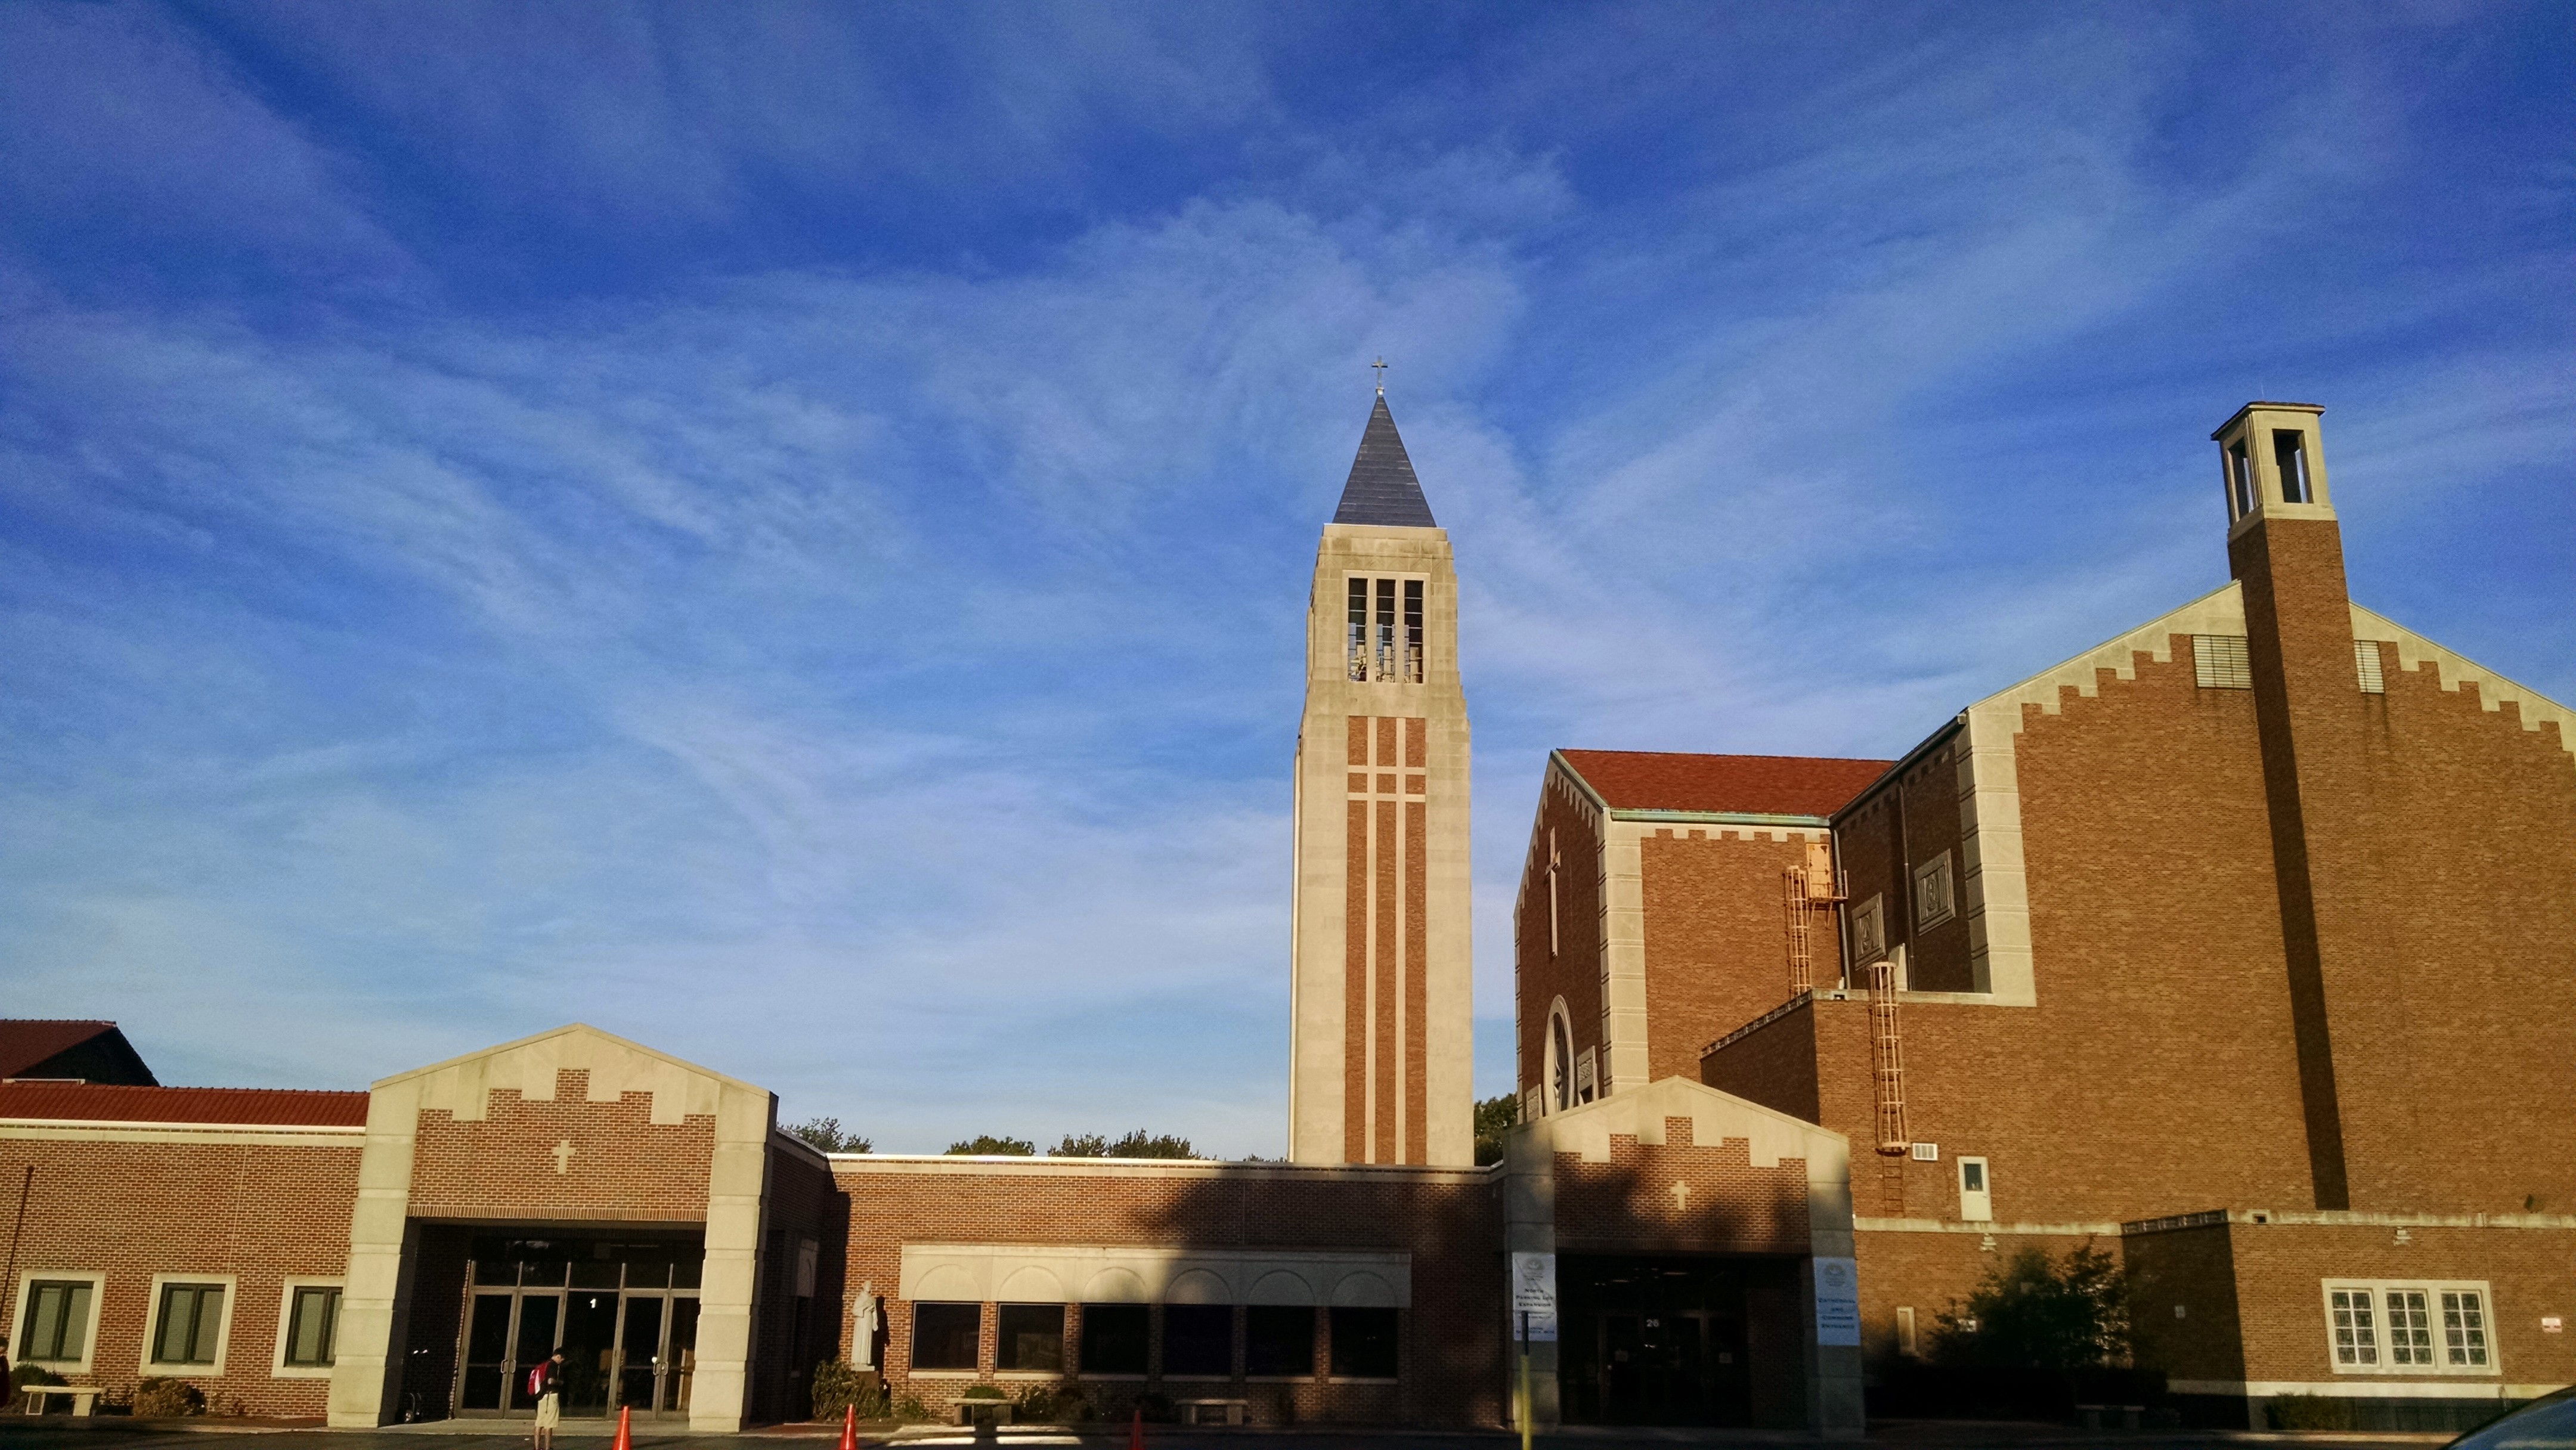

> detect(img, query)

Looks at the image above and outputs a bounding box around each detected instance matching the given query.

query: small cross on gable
[552,1139,575,1175]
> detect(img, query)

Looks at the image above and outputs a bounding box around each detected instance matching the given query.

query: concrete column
[328,1079,422,1427]
[1501,1121,1560,1427]
[1807,1141,1866,1439]
[691,1082,775,1431]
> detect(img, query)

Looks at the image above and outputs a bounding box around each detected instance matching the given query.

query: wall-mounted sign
[1510,1251,1558,1343]
[1813,1256,1861,1347]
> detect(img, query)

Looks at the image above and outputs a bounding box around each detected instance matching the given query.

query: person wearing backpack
[529,1349,566,1450]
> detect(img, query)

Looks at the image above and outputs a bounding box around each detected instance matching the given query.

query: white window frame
[1895,1305,1919,1357]
[1912,851,1955,931]
[2320,1281,2499,1377]
[13,1269,107,1374]
[1850,894,1885,965]
[1574,1048,1596,1105]
[141,1272,239,1377]
[271,1277,345,1379]
[1956,1157,1992,1222]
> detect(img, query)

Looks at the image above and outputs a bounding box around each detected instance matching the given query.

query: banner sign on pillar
[1510,1252,1558,1343]
[1813,1256,1861,1346]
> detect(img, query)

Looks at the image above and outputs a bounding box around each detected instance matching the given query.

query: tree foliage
[1931,1243,2129,1370]
[1050,1130,1200,1159]
[1473,1092,1521,1166]
[945,1133,1037,1155]
[787,1116,872,1154]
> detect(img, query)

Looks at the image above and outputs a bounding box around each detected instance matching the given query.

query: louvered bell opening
[2355,639,2387,694]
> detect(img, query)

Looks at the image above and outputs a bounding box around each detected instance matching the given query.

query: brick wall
[1551,1117,1811,1257]
[751,1141,845,1421]
[2236,518,2576,1216]
[0,1133,361,1417]
[1637,829,1812,1076]
[1516,772,1605,1106]
[832,1160,1501,1427]
[409,1070,716,1223]
[2222,1220,2576,1390]
[1836,739,1970,992]
[1698,997,1820,1124]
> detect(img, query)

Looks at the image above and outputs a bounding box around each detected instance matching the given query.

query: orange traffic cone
[839,1403,858,1450]
[1129,1405,1144,1450]
[609,1406,633,1450]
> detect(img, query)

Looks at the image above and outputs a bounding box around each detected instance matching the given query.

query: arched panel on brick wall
[1331,1271,1397,1308]
[912,1264,979,1302]
[1248,1270,1315,1306]
[1081,1268,1147,1303]
[996,1266,1064,1303]
[1166,1268,1230,1304]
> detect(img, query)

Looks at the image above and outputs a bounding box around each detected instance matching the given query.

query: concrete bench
[1175,1398,1247,1427]
[953,1398,1013,1426]
[2075,1403,2146,1430]
[17,1386,104,1417]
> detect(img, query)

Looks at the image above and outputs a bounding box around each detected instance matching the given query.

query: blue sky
[3,2,2569,1155]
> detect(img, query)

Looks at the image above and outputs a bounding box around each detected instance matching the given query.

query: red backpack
[526,1363,549,1397]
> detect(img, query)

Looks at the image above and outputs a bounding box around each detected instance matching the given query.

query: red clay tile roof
[1556,749,1893,818]
[0,1081,368,1127]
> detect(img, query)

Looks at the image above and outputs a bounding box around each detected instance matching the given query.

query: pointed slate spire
[1332,392,1438,528]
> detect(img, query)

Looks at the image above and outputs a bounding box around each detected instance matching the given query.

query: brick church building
[1516,402,2576,1429]
[2,398,2566,1436]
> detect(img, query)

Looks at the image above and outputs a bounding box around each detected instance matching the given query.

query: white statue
[852,1281,880,1370]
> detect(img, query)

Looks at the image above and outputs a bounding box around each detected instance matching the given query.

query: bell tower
[1288,387,1473,1166]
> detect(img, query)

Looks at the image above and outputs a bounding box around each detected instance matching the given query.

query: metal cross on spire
[1372,357,1388,394]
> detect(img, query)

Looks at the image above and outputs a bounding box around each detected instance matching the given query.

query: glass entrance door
[453,1234,706,1420]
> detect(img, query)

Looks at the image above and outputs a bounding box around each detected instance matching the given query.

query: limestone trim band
[896,1244,1411,1308]
[826,1154,1491,1185]
[2170,1379,2563,1401]
[1,1121,363,1147]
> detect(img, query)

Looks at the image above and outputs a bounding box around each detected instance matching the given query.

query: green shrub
[1930,1242,2129,1370]
[133,1378,207,1418]
[808,1360,887,1421]
[7,1364,62,1411]
[891,1394,931,1424]
[1014,1383,1086,1421]
[2267,1394,2351,1431]
[959,1383,1005,1401]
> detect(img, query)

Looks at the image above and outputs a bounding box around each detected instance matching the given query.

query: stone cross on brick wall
[552,1139,575,1175]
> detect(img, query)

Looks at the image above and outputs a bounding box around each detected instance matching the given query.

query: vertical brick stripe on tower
[1344,714,1370,1164]
[1374,789,1398,1165]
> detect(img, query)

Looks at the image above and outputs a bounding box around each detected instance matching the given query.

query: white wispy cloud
[1,1,2565,1153]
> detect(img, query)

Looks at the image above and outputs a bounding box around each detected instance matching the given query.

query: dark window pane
[996,1304,1063,1372]
[1079,1304,1148,1374]
[1163,1304,1233,1378]
[1330,1308,1398,1379]
[1245,1306,1314,1377]
[154,1284,222,1365]
[911,1303,982,1372]
[21,1281,91,1363]
[285,1287,339,1367]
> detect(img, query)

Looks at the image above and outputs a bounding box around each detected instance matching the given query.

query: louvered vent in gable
[2355,639,2386,693]
[2194,634,2253,690]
